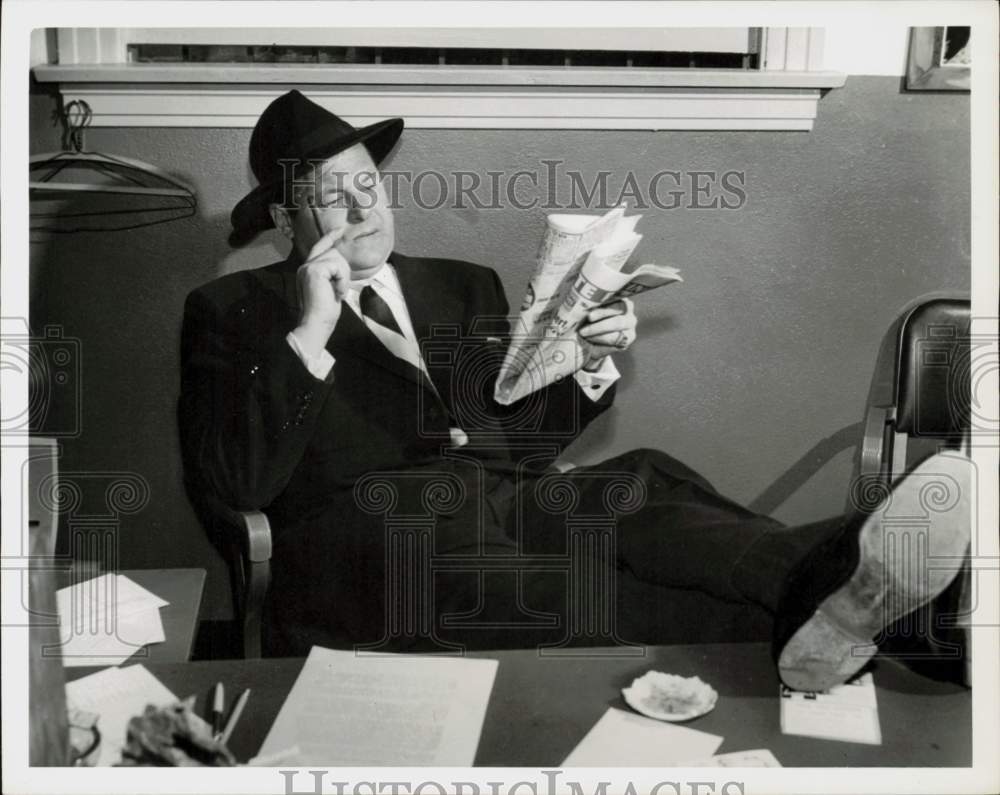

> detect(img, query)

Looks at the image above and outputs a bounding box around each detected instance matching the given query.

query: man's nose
[347,193,373,223]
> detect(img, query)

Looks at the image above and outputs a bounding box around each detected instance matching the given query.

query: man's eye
[313,193,348,209]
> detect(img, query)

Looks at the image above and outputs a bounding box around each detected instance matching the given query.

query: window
[33,28,845,130]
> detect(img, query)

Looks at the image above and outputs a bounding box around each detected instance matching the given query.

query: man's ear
[269,204,294,240]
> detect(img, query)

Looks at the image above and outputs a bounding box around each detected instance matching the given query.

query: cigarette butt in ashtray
[622,671,718,722]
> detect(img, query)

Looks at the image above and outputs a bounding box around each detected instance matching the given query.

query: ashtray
[622,671,718,722]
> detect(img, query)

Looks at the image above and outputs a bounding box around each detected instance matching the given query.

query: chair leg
[242,558,270,659]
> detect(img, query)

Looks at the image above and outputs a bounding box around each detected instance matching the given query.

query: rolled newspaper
[494,207,681,405]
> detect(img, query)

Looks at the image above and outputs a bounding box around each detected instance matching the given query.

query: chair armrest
[858,406,891,481]
[844,405,893,519]
[207,500,272,659]
[240,510,273,564]
[233,509,271,659]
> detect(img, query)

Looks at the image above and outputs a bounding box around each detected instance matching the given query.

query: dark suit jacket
[178,251,614,650]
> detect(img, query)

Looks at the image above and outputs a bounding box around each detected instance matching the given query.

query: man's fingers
[305,226,346,262]
[585,331,630,347]
[329,259,350,300]
[299,251,351,301]
[585,298,633,323]
[585,306,623,322]
[579,315,636,338]
[580,298,637,351]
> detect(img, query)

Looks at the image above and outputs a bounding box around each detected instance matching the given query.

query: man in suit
[179,90,972,691]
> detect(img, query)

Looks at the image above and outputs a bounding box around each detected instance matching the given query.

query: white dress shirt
[286,263,620,403]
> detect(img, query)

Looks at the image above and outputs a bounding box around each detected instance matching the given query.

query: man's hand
[292,228,351,356]
[577,298,637,371]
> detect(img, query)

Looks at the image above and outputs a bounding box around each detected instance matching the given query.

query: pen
[211,682,225,738]
[220,688,251,746]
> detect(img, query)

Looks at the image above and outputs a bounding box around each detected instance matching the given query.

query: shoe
[774,451,973,692]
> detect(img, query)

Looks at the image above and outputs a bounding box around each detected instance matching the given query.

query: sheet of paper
[57,574,167,666]
[60,609,166,667]
[57,573,168,619]
[65,664,178,766]
[561,707,723,767]
[779,672,882,745]
[683,749,782,767]
[257,647,499,766]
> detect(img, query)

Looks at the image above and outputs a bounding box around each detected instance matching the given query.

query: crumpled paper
[116,697,236,766]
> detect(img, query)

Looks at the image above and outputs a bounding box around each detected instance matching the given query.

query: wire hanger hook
[63,99,93,153]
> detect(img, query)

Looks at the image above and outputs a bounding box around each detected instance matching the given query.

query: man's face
[272,143,395,281]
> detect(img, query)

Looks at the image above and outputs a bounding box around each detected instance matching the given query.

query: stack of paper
[65,664,178,766]
[257,646,499,766]
[56,573,168,667]
[779,672,882,745]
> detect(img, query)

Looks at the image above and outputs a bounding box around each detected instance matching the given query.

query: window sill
[32,64,847,131]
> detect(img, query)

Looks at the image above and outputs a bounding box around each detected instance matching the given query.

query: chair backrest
[849,295,971,510]
[894,298,971,441]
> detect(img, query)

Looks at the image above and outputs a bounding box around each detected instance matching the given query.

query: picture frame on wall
[906,26,971,91]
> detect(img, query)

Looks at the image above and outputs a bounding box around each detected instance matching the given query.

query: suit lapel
[392,253,463,404]
[328,302,432,392]
[392,253,436,349]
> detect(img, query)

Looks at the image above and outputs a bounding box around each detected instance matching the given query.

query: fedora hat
[229,89,403,245]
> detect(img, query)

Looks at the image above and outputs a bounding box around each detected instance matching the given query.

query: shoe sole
[778,452,972,692]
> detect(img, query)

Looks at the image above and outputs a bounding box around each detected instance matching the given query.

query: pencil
[220,688,251,746]
[210,682,225,738]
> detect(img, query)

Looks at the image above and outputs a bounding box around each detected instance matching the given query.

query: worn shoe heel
[777,451,973,692]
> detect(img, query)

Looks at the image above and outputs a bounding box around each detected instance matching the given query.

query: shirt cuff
[575,356,620,402]
[286,331,335,381]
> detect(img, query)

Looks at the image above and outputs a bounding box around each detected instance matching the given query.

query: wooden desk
[57,568,205,665]
[93,643,970,767]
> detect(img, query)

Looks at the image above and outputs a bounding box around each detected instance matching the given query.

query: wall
[29,77,970,619]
